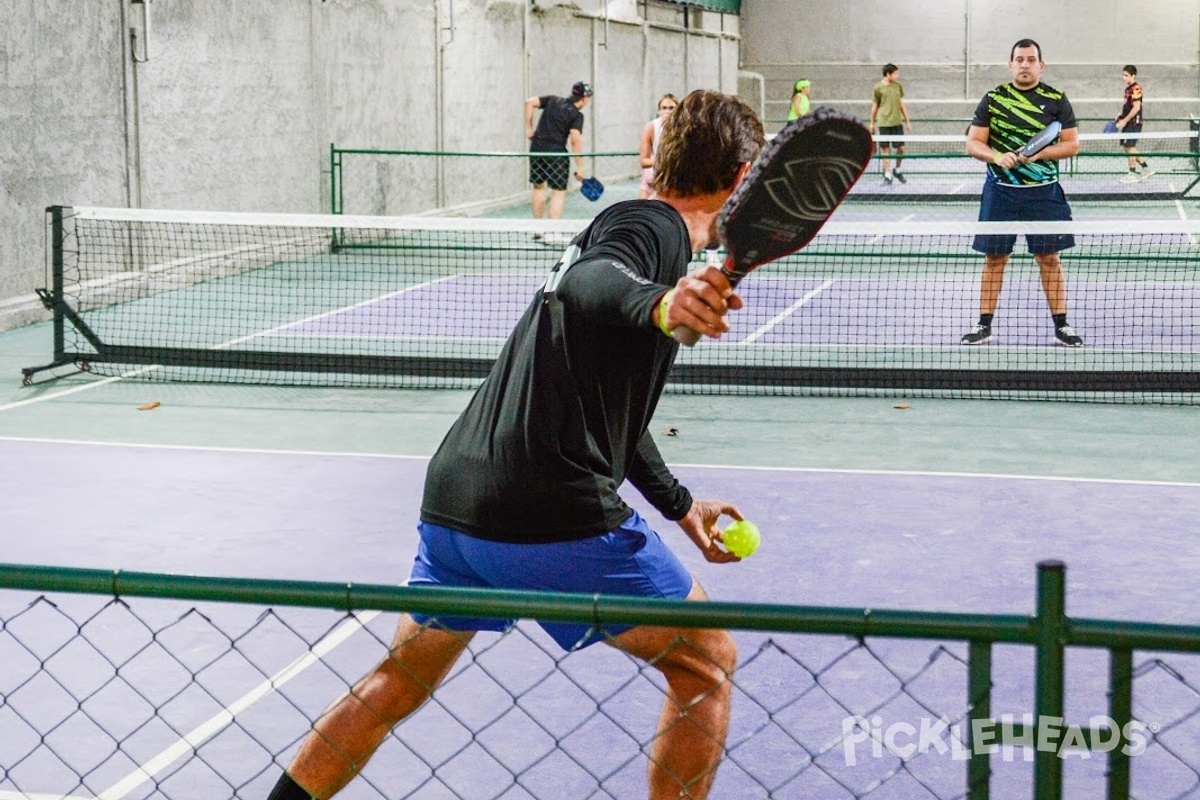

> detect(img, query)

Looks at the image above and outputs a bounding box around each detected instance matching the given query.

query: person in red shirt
[1115,65,1153,183]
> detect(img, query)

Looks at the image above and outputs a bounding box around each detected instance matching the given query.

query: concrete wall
[740,0,1200,128]
[0,0,740,329]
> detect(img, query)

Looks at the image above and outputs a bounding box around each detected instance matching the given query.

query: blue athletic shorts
[972,179,1075,256]
[407,509,694,651]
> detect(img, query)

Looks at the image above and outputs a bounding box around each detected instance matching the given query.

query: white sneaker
[1119,171,1140,184]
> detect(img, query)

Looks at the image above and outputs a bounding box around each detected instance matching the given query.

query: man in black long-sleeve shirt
[267,90,765,800]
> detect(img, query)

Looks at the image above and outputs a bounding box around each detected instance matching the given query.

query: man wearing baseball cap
[524,81,594,219]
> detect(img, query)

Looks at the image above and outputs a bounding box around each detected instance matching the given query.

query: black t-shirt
[1121,82,1144,126]
[971,81,1077,187]
[530,95,585,153]
[420,200,695,543]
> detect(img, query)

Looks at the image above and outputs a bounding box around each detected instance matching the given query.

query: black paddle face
[672,107,872,346]
[719,107,874,285]
[1020,120,1062,158]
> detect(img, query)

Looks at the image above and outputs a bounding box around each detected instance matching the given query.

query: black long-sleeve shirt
[420,200,694,543]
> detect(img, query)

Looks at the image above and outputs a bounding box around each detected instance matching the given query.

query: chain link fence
[2,563,1199,799]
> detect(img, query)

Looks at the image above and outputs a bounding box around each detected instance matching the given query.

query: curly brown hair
[651,90,765,198]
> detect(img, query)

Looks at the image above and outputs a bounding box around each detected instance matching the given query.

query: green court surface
[4,319,1198,484]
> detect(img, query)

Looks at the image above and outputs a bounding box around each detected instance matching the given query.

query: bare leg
[609,581,736,800]
[1123,145,1138,170]
[1034,252,1067,316]
[979,253,1011,315]
[895,144,905,173]
[531,184,547,219]
[547,188,568,220]
[287,617,474,799]
[880,149,891,175]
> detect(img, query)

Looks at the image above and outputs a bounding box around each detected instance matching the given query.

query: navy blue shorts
[972,179,1075,256]
[408,509,694,651]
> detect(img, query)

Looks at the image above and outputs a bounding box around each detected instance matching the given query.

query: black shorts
[529,152,570,190]
[1119,122,1142,148]
[877,124,905,150]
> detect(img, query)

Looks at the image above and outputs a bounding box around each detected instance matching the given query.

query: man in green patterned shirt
[961,39,1084,348]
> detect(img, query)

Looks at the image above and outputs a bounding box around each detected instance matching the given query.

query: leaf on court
[894,402,911,410]
[661,426,679,436]
[137,401,161,411]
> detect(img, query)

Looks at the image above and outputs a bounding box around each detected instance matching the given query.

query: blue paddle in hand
[580,177,604,201]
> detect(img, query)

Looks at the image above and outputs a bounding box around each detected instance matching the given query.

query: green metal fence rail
[328,145,642,217]
[328,143,1200,216]
[2,560,1199,799]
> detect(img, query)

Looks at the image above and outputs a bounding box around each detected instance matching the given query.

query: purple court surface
[2,436,1199,797]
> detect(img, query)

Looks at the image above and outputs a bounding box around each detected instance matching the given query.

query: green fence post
[330,143,344,217]
[967,639,992,799]
[1107,648,1133,800]
[1034,560,1067,800]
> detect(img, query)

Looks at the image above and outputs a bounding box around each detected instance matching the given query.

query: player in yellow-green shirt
[787,78,811,120]
[869,63,913,184]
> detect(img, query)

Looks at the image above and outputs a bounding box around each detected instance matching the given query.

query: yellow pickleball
[723,520,761,558]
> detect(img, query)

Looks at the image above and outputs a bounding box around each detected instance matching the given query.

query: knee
[353,658,432,722]
[665,630,737,692]
[709,630,738,677]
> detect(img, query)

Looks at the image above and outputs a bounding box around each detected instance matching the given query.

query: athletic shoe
[960,324,992,345]
[1138,168,1156,180]
[883,174,893,185]
[1120,171,1140,183]
[894,171,907,184]
[1055,325,1083,347]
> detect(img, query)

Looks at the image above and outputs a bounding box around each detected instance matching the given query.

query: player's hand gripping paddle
[672,107,874,346]
[1020,120,1063,158]
[580,176,605,201]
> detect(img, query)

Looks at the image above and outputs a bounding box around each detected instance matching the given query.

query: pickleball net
[22,206,1200,403]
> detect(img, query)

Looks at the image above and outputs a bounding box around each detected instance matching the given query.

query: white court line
[669,461,1200,489]
[96,610,381,800]
[0,434,431,461]
[5,426,1200,490]
[0,794,94,800]
[0,366,160,413]
[741,279,835,344]
[1172,187,1197,244]
[262,275,458,336]
[867,214,914,244]
[1,276,459,415]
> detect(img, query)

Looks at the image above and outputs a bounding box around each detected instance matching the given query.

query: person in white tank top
[639,94,679,199]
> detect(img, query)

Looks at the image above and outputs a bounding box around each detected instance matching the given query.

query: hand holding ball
[722,520,761,558]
